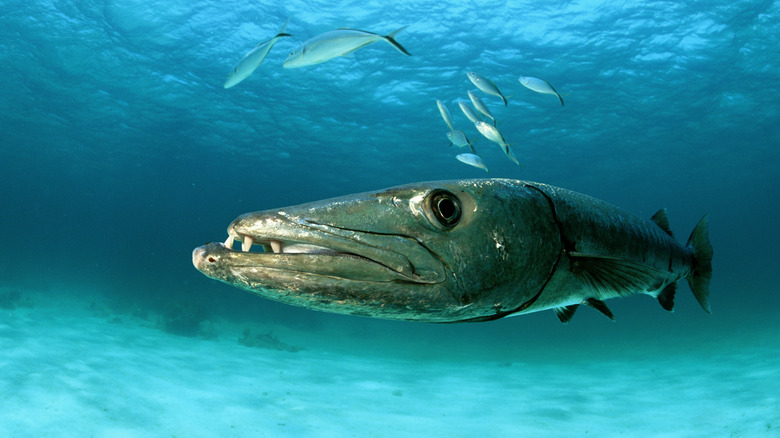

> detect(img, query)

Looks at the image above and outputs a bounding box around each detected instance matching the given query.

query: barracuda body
[193,179,712,324]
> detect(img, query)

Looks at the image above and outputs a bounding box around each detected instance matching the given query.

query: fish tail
[545,81,564,106]
[504,145,520,166]
[384,26,411,56]
[279,18,290,33]
[685,215,713,313]
[275,19,292,39]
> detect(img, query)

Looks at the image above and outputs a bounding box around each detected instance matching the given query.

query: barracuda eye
[428,190,461,229]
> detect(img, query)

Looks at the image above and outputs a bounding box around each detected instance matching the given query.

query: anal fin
[554,304,579,324]
[553,299,615,323]
[657,282,677,311]
[583,298,615,320]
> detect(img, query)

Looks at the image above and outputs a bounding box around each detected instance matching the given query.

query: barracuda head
[192,179,560,322]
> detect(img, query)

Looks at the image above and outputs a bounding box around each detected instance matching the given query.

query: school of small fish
[439,71,564,172]
[223,21,411,88]
[222,20,565,173]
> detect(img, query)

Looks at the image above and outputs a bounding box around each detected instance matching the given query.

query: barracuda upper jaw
[224,232,337,255]
[217,216,446,284]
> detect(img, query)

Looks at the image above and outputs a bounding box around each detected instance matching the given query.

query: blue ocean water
[1,0,779,435]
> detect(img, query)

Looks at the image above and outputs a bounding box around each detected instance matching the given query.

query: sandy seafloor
[2,288,777,438]
[2,0,780,436]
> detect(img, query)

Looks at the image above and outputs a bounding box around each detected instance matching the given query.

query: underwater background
[1,0,778,436]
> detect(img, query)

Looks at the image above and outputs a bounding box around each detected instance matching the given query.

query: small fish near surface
[467,90,495,125]
[446,129,475,153]
[193,179,713,324]
[518,76,564,106]
[467,71,508,106]
[456,153,488,172]
[283,27,411,68]
[474,121,520,166]
[457,100,482,124]
[436,99,455,131]
[224,20,292,89]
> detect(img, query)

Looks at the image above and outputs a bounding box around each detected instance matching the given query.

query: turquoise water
[1,0,778,436]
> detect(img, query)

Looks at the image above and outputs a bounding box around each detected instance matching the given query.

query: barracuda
[192,179,713,323]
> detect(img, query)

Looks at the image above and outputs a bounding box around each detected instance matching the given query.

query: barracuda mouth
[224,234,339,256]
[194,216,446,284]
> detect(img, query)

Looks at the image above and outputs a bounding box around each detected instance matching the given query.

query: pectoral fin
[569,252,665,299]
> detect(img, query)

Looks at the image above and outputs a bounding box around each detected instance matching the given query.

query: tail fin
[279,18,290,34]
[685,215,713,313]
[275,19,292,39]
[384,26,412,56]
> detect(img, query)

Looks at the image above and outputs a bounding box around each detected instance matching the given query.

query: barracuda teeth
[241,236,254,252]
[224,235,235,249]
[270,239,282,254]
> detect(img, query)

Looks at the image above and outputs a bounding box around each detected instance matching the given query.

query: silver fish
[446,130,475,153]
[456,153,488,172]
[467,90,495,125]
[224,20,292,89]
[518,76,564,106]
[283,27,410,68]
[436,100,455,131]
[193,179,712,323]
[457,100,481,124]
[467,71,508,106]
[474,121,520,166]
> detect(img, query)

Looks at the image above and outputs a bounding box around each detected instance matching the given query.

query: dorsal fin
[569,252,665,298]
[651,209,674,237]
[583,298,615,320]
[553,304,579,323]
